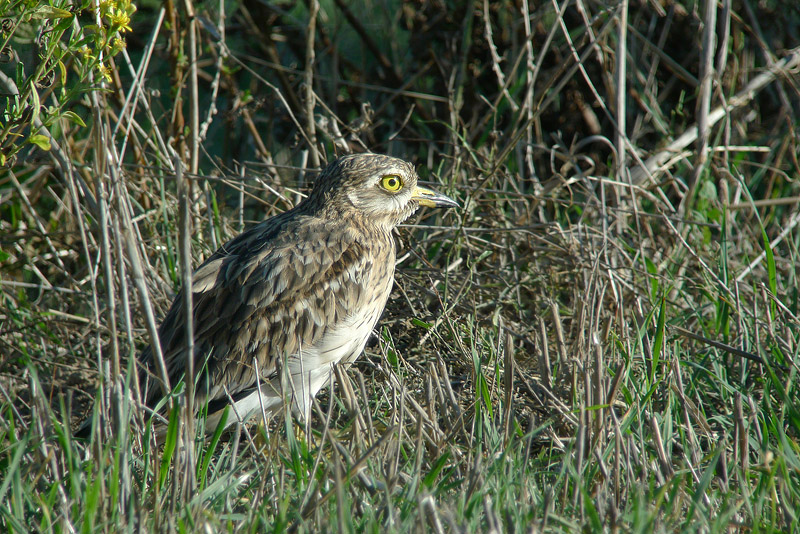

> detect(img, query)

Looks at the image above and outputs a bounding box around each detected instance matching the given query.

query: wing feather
[139,211,393,409]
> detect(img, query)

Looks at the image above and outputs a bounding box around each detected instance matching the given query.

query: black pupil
[388,178,397,187]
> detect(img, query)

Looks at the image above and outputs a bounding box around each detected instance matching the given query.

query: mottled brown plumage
[139,153,458,432]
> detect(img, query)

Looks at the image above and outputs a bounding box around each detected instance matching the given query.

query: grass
[1,0,800,531]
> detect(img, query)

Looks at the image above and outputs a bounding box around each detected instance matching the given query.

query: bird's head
[309,153,459,229]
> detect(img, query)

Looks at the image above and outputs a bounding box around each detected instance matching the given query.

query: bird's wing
[140,213,387,407]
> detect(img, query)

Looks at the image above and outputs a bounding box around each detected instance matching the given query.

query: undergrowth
[1,0,799,531]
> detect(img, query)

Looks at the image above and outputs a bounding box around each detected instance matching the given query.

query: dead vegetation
[1,0,799,531]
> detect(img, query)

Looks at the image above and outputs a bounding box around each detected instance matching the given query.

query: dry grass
[1,0,799,531]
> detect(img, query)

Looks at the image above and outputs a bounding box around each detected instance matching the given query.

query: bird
[138,153,459,435]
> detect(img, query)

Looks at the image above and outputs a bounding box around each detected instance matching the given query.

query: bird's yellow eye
[380,175,403,193]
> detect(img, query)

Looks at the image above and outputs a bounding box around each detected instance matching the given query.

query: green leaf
[30,86,41,123]
[28,134,51,151]
[33,5,74,19]
[386,348,397,367]
[58,60,68,86]
[159,402,180,491]
[0,434,29,505]
[62,111,86,127]
[422,451,450,488]
[645,256,658,300]
[476,250,492,263]
[760,228,777,296]
[651,295,666,385]
[411,318,432,329]
[83,467,101,532]
[199,405,229,489]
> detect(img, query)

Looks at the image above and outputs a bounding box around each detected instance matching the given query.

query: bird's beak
[412,185,459,209]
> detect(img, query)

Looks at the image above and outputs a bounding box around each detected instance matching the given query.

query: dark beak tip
[414,185,459,209]
[441,197,460,209]
[425,195,460,209]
